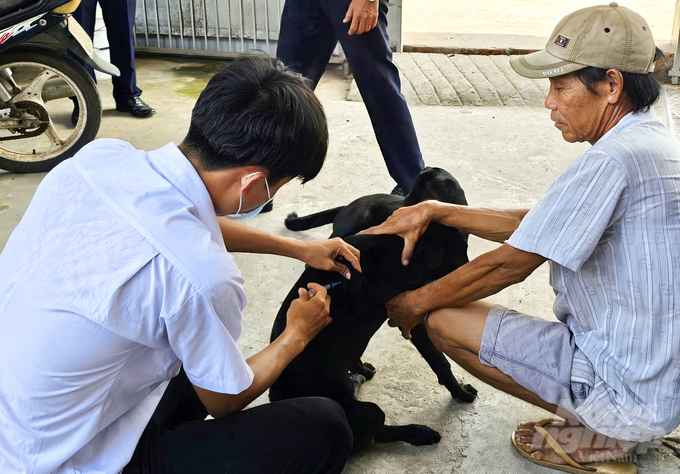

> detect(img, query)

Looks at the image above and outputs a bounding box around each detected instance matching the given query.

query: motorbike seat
[0,0,41,18]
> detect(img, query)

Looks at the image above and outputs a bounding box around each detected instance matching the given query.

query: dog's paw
[360,362,376,380]
[464,384,478,396]
[449,382,478,403]
[406,425,441,446]
[374,424,441,446]
[350,361,377,380]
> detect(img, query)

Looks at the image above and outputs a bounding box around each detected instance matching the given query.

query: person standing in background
[70,0,156,120]
[277,0,424,197]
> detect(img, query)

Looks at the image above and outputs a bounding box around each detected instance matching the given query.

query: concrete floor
[1,57,680,473]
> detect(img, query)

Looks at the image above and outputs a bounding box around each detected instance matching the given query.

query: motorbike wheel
[0,44,101,173]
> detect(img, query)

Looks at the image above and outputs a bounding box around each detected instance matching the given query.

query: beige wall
[674,0,680,49]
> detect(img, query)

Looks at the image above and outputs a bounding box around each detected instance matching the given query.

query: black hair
[182,55,328,184]
[574,47,665,113]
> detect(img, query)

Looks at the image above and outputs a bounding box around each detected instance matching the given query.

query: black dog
[285,167,469,237]
[270,168,478,453]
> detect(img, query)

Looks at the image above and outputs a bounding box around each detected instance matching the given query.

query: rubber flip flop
[511,418,638,474]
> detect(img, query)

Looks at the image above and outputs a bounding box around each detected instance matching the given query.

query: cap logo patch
[554,35,570,48]
[543,67,565,77]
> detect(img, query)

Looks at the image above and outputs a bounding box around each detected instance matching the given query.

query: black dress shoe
[115,96,156,118]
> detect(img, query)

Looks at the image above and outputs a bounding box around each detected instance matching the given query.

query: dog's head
[404,167,467,207]
[339,224,468,304]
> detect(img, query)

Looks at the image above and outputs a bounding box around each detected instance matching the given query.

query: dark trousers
[123,368,353,474]
[71,0,142,103]
[277,0,424,193]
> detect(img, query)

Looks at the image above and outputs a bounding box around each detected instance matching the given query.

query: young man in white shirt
[0,56,361,474]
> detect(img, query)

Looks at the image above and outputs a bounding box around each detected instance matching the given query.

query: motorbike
[0,0,119,173]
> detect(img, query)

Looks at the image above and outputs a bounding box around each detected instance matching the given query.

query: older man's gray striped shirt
[507,110,680,442]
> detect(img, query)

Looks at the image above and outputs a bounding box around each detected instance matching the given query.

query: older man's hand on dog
[384,290,425,340]
[360,201,435,266]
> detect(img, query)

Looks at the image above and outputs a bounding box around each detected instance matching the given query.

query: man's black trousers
[277,0,424,193]
[71,0,142,103]
[122,367,353,474]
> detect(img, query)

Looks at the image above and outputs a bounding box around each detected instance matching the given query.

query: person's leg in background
[68,0,97,125]
[97,0,154,117]
[319,0,424,194]
[70,0,97,80]
[71,0,155,118]
[124,367,353,474]
[277,0,340,89]
[267,0,338,213]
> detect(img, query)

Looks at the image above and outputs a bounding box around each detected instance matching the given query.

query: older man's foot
[514,418,638,465]
[115,97,156,118]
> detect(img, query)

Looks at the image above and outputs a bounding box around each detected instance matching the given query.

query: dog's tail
[285,206,344,231]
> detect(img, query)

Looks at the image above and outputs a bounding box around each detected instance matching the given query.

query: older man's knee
[425,310,451,352]
[425,305,489,355]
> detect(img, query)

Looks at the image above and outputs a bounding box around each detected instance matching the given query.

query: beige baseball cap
[510,2,656,79]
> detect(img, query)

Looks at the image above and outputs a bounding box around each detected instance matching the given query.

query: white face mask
[225,172,272,220]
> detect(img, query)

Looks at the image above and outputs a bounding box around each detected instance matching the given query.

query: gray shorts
[479,305,593,415]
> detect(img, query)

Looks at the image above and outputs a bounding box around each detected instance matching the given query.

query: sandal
[511,418,637,474]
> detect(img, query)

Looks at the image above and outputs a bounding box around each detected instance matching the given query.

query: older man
[363,3,679,473]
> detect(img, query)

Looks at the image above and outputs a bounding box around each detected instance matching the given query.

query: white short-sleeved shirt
[0,139,254,473]
[508,110,680,441]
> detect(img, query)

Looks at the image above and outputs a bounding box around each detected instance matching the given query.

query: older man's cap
[510,2,656,79]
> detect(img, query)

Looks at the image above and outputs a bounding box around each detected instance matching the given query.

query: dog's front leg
[409,322,478,403]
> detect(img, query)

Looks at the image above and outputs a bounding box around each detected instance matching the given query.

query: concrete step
[347,53,549,107]
[346,53,680,142]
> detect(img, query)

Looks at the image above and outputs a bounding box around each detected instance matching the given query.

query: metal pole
[238,0,244,52]
[165,0,172,48]
[202,0,208,49]
[227,0,232,51]
[177,0,185,49]
[264,0,269,49]
[153,0,161,47]
[190,0,196,49]
[214,0,220,52]
[251,0,257,50]
[141,0,150,46]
